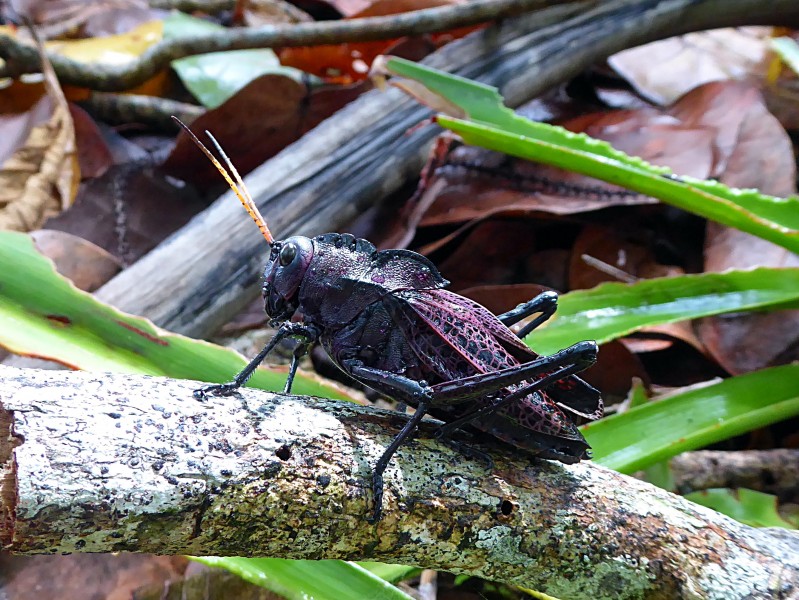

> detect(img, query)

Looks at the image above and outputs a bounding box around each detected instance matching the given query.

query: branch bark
[0,0,576,89]
[1,366,798,599]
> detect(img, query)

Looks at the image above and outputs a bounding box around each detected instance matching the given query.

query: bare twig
[0,366,797,600]
[670,450,799,498]
[79,93,205,130]
[0,0,578,91]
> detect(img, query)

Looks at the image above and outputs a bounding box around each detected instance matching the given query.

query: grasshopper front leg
[194,323,319,399]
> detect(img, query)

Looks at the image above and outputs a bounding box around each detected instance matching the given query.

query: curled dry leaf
[403,98,723,244]
[0,28,78,232]
[69,104,113,179]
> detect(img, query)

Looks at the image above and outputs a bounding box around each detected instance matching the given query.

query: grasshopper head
[262,235,314,323]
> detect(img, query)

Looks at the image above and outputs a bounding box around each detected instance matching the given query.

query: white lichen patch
[475,525,533,567]
[268,398,343,441]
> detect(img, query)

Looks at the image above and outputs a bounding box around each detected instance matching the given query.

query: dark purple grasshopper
[178,120,602,522]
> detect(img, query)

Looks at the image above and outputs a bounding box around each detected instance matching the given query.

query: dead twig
[79,93,205,130]
[0,0,578,91]
[669,449,799,498]
[0,365,798,600]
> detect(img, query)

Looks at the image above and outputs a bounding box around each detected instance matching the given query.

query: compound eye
[279,243,297,266]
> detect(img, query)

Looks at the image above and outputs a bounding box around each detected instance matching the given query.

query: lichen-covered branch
[0,0,571,90]
[0,366,797,599]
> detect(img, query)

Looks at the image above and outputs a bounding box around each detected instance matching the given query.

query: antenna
[172,116,274,244]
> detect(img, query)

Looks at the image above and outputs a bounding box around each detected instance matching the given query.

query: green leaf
[0,231,349,400]
[356,562,419,583]
[584,365,799,473]
[685,488,798,529]
[524,268,799,354]
[192,558,415,600]
[380,56,799,253]
[439,116,799,252]
[164,13,313,108]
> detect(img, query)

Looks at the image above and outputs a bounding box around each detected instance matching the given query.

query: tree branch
[669,450,799,497]
[0,0,576,90]
[1,365,797,599]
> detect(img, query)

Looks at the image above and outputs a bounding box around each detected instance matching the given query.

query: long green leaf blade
[192,557,415,600]
[525,268,799,354]
[584,365,799,473]
[439,116,799,252]
[380,57,799,252]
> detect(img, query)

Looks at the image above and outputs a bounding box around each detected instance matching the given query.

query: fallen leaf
[44,159,209,264]
[240,0,312,26]
[45,18,169,96]
[424,219,546,290]
[4,0,160,39]
[163,74,367,186]
[69,103,113,179]
[690,82,799,375]
[165,12,311,108]
[568,225,682,291]
[0,93,51,164]
[0,553,187,600]
[47,17,162,64]
[609,27,774,105]
[0,28,78,232]
[30,229,122,292]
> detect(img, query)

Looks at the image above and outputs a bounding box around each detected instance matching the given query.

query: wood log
[1,365,798,599]
[88,0,799,340]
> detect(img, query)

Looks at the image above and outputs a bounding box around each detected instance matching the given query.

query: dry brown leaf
[609,27,774,105]
[691,83,799,375]
[0,26,78,232]
[30,229,122,292]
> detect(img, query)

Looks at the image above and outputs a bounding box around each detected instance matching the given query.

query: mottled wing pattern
[388,289,587,442]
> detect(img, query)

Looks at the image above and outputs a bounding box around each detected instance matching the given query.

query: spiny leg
[194,323,319,399]
[498,291,558,337]
[429,340,597,406]
[283,340,311,394]
[367,402,430,523]
[434,360,591,439]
